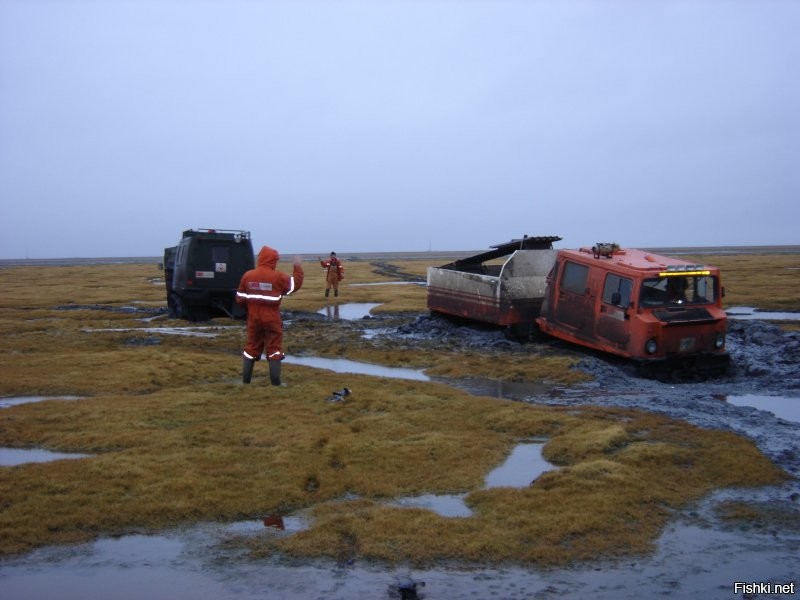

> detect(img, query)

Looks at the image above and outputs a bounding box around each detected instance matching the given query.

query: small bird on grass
[327,388,351,403]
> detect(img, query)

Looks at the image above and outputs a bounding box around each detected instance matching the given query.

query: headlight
[645,338,658,355]
[715,333,725,349]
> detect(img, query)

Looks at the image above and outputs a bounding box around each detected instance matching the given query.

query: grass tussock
[422,350,590,385]
[271,406,785,565]
[0,259,792,565]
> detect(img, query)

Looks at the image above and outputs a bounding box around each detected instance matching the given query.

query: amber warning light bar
[659,265,711,277]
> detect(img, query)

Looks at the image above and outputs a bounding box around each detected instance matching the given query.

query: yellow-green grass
[0,375,785,564]
[680,253,800,312]
[0,258,793,565]
[262,406,785,565]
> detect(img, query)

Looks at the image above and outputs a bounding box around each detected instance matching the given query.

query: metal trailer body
[426,236,561,329]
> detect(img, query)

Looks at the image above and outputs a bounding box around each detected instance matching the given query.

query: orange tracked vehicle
[427,237,730,377]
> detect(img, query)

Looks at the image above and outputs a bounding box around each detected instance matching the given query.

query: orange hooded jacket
[236,246,303,359]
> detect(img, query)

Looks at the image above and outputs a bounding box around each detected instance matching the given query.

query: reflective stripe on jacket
[236,246,304,319]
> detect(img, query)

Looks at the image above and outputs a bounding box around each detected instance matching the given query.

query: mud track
[369,261,426,282]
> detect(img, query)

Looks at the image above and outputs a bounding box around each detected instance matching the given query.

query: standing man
[319,251,344,297]
[236,246,304,386]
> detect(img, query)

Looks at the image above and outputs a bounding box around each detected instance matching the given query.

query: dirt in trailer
[2,312,799,600]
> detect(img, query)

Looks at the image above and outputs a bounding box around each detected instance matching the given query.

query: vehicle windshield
[639,275,717,308]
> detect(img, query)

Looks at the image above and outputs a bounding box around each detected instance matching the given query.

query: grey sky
[1,0,797,259]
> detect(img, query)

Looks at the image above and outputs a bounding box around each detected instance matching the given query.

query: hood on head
[257,245,279,268]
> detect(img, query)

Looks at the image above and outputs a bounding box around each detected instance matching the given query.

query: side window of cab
[561,261,589,294]
[602,274,632,308]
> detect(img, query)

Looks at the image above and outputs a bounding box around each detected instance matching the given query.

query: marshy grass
[0,254,795,565]
[681,252,800,311]
[265,406,785,565]
[716,499,800,533]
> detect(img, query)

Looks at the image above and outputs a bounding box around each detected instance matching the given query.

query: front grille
[653,308,715,324]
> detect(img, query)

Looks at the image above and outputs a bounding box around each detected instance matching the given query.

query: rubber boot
[242,358,255,384]
[325,289,330,297]
[268,360,282,386]
[334,289,338,297]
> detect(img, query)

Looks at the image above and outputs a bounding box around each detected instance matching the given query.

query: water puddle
[726,394,800,423]
[726,306,800,321]
[484,442,553,488]
[389,493,472,517]
[390,443,553,517]
[1,396,82,409]
[283,356,559,401]
[317,303,381,320]
[139,314,168,323]
[83,326,239,338]
[2,512,797,600]
[284,355,430,381]
[2,397,92,465]
[447,378,552,399]
[0,448,91,466]
[0,531,236,600]
[224,514,311,535]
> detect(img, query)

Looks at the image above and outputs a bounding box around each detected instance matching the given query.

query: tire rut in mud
[369,262,426,283]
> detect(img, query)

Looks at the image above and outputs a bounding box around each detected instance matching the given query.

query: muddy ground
[351,310,800,597]
[2,309,799,599]
[388,311,800,474]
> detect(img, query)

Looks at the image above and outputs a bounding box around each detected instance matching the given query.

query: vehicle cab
[536,243,729,376]
[161,229,254,321]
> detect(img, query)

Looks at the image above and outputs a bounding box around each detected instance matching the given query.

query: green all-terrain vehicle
[160,229,254,321]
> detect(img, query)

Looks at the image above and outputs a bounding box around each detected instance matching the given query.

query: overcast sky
[1,0,797,259]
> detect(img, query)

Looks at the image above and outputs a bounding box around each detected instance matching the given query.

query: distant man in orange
[319,251,344,297]
[236,246,303,386]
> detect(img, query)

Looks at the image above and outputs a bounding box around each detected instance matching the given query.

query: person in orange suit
[319,251,344,297]
[236,246,303,386]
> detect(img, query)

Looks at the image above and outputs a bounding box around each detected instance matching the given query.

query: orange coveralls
[320,256,344,294]
[236,246,304,362]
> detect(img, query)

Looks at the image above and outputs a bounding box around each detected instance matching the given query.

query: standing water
[390,442,554,517]
[726,394,800,423]
[317,303,380,320]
